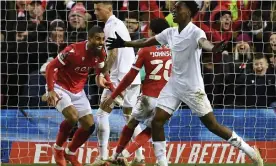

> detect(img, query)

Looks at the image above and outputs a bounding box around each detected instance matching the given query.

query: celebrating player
[106,1,264,166]
[102,18,171,164]
[45,26,107,166]
[93,1,143,166]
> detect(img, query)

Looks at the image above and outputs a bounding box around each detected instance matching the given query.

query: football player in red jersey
[45,26,109,166]
[102,18,171,164]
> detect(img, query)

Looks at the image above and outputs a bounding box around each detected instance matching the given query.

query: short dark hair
[252,10,263,20]
[180,1,199,18]
[88,26,104,37]
[125,11,139,21]
[93,1,113,5]
[150,18,170,34]
[254,53,267,61]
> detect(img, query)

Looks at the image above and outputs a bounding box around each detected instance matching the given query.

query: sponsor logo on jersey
[74,66,92,73]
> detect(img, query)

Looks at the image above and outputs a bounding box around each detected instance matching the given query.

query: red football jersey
[134,45,172,97]
[54,41,105,93]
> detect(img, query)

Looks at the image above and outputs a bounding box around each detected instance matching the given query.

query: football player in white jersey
[106,1,263,166]
[92,1,144,166]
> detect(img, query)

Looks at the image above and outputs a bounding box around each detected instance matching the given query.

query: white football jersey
[104,15,141,84]
[155,22,206,93]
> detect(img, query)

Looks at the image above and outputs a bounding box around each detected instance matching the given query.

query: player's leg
[200,112,263,165]
[64,91,96,166]
[122,85,144,163]
[121,95,159,160]
[52,88,79,166]
[183,89,263,166]
[151,84,182,166]
[94,88,114,165]
[112,117,140,160]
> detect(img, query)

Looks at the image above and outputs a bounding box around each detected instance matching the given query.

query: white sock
[53,143,64,150]
[133,125,144,161]
[228,131,256,160]
[122,149,131,158]
[96,108,110,160]
[152,141,168,166]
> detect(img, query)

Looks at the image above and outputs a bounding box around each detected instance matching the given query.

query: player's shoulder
[190,22,205,33]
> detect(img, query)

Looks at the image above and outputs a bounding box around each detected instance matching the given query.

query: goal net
[1,0,276,165]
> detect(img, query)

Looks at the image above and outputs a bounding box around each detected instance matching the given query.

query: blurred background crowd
[1,0,276,109]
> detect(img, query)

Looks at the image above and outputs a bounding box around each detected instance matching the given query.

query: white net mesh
[1,0,276,165]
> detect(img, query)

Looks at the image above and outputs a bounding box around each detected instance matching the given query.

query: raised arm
[198,38,227,54]
[106,32,160,50]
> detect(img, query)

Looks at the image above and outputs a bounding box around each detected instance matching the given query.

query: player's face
[88,32,105,51]
[172,2,190,24]
[270,34,276,51]
[94,3,111,21]
[253,58,268,75]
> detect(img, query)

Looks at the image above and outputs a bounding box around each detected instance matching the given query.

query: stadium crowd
[1,0,276,109]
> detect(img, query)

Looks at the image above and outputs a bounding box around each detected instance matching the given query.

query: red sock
[126,127,151,154]
[116,125,135,154]
[56,120,74,147]
[68,127,91,152]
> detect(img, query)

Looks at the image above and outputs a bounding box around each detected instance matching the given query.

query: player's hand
[41,93,48,102]
[106,32,125,50]
[212,40,227,54]
[101,96,114,110]
[47,91,61,107]
[96,75,111,88]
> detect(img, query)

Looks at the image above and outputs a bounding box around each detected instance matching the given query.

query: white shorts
[100,82,140,108]
[157,82,213,117]
[47,84,92,119]
[131,95,157,127]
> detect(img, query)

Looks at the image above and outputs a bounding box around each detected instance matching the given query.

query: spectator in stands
[218,0,258,30]
[21,57,53,108]
[223,33,254,107]
[164,0,177,27]
[124,11,141,54]
[67,3,90,43]
[194,5,234,43]
[244,10,276,52]
[139,0,164,37]
[234,54,276,108]
[28,19,67,76]
[266,33,276,73]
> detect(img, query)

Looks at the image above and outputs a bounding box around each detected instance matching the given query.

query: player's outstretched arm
[101,68,139,109]
[106,32,160,50]
[198,38,227,54]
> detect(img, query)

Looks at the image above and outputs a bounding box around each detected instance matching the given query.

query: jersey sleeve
[132,49,145,71]
[195,29,207,46]
[57,45,75,65]
[155,28,169,45]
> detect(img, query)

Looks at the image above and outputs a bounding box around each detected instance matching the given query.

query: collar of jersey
[174,22,192,36]
[106,15,116,25]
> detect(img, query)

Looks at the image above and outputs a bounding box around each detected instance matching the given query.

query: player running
[45,26,108,166]
[102,18,171,165]
[92,1,143,166]
[105,1,264,166]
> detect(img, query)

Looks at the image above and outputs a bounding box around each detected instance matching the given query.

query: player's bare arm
[198,38,227,54]
[106,32,159,50]
[95,48,117,88]
[101,48,118,73]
